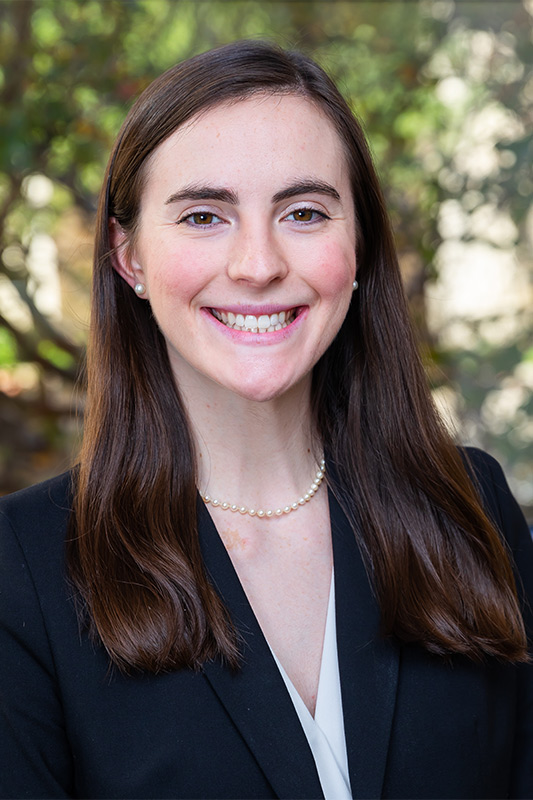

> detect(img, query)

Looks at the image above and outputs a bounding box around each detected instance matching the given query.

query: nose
[226,222,289,286]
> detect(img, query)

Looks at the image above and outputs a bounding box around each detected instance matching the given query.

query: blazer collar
[329,489,399,799]
[197,497,324,800]
[197,486,399,800]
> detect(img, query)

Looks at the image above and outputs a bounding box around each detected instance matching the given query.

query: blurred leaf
[0,327,17,366]
[37,339,76,370]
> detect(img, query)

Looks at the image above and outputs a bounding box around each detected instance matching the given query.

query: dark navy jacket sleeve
[0,481,74,798]
[465,448,533,798]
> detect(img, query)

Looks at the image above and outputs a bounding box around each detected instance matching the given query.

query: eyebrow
[164,179,341,207]
[165,185,238,205]
[272,180,341,204]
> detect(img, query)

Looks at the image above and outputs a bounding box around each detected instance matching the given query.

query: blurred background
[0,0,532,521]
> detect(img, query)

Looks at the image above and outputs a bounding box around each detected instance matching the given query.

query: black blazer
[1,448,532,799]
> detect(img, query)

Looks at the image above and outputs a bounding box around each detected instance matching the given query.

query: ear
[109,218,149,297]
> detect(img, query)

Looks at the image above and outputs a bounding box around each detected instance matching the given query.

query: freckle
[221,528,248,551]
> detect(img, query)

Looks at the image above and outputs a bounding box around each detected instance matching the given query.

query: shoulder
[0,471,81,680]
[460,444,508,489]
[0,471,73,535]
[0,469,73,512]
[461,447,533,619]
[0,471,74,590]
[461,445,508,484]
[460,447,528,547]
[0,474,80,798]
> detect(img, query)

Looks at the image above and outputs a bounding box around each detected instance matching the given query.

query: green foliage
[37,339,75,370]
[0,327,16,366]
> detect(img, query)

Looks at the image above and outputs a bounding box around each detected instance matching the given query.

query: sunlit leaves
[37,339,75,370]
[0,328,16,367]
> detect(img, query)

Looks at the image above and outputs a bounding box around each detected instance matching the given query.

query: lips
[209,308,298,333]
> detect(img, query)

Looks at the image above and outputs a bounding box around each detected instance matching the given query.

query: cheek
[146,243,218,300]
[312,241,355,298]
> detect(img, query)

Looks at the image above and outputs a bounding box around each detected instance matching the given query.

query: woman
[1,40,532,799]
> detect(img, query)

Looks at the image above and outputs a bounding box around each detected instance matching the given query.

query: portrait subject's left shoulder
[460,447,530,550]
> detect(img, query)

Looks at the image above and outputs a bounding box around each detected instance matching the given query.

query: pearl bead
[199,458,326,519]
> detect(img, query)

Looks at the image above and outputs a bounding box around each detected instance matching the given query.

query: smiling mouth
[209,308,298,333]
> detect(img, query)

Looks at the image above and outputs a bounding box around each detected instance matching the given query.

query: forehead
[143,93,350,194]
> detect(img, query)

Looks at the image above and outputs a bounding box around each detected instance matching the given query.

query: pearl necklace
[200,459,326,518]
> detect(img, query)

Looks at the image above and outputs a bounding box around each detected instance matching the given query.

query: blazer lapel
[329,489,399,799]
[197,499,324,800]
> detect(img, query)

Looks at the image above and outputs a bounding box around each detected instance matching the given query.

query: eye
[177,211,223,227]
[285,208,328,224]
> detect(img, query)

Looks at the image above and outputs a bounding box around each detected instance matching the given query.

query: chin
[227,384,290,404]
[217,373,301,404]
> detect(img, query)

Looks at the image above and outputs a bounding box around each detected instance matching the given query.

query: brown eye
[287,208,327,224]
[192,212,214,225]
[177,211,224,228]
[293,209,314,222]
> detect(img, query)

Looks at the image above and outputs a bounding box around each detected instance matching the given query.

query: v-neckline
[267,570,335,722]
[267,570,353,799]
[198,483,400,800]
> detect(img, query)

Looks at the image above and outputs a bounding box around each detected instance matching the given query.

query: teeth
[211,309,296,333]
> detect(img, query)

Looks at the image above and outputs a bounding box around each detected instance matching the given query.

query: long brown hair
[68,40,528,673]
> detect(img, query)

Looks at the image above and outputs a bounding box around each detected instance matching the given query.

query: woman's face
[115,93,357,403]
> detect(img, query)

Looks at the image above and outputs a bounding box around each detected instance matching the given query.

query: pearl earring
[352,280,359,291]
[134,282,146,295]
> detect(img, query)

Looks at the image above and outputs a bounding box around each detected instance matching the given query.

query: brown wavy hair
[68,40,528,673]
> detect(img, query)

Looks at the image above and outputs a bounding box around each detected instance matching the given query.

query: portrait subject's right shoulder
[0,470,74,563]
[0,471,80,800]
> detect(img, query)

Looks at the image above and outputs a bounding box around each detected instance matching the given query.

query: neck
[178,373,321,511]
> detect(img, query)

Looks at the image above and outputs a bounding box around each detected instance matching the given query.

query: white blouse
[269,573,352,800]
